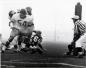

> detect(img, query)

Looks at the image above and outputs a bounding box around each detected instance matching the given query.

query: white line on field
[57,63,86,68]
[1,61,86,68]
[1,65,15,68]
[10,58,48,62]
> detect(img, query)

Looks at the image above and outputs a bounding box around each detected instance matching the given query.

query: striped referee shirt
[74,20,86,35]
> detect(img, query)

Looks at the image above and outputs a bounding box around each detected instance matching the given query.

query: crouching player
[29,30,44,54]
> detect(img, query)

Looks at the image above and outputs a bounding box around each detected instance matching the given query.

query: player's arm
[9,19,16,27]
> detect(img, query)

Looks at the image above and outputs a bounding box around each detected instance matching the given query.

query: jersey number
[18,20,27,26]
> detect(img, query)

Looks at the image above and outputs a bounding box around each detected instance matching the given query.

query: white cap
[72,15,79,19]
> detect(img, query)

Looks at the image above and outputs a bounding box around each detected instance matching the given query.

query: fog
[0,0,86,43]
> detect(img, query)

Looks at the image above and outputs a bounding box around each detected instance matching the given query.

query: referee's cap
[72,15,79,19]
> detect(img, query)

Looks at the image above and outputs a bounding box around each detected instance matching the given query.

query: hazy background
[0,0,86,44]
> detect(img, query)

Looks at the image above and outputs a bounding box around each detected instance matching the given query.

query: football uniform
[10,13,34,36]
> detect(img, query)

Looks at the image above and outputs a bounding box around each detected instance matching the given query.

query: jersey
[30,31,42,46]
[19,15,34,34]
[74,20,86,36]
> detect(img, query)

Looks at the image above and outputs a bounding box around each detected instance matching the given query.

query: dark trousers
[68,33,81,52]
[5,36,14,47]
[18,33,32,46]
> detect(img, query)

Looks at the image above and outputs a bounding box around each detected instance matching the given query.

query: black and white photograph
[0,0,86,68]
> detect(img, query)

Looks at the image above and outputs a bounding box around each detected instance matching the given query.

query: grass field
[1,42,86,68]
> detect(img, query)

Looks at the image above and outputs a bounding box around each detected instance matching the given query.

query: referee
[67,15,86,56]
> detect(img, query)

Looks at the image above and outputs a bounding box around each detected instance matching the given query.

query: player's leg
[17,34,23,51]
[3,29,19,52]
[66,34,81,55]
[25,33,32,48]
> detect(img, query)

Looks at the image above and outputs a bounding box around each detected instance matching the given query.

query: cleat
[21,48,28,52]
[30,51,36,54]
[78,55,84,58]
[64,52,72,56]
[1,50,5,53]
[83,49,86,56]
